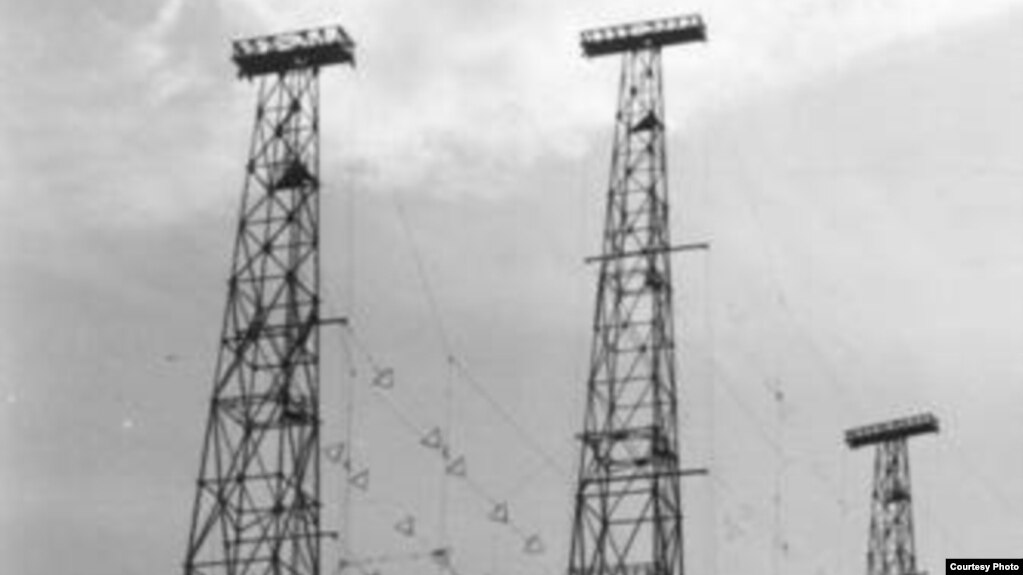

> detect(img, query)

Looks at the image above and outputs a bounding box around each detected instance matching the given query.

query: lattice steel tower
[183,25,354,575]
[568,15,706,575]
[845,413,939,575]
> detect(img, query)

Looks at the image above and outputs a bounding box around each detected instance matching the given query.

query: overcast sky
[4,1,1023,575]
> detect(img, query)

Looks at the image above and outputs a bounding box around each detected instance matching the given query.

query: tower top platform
[232,25,355,78]
[845,413,939,449]
[581,15,706,58]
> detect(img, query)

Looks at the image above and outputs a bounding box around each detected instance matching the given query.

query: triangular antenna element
[349,469,370,491]
[420,427,444,450]
[372,367,395,389]
[395,515,415,537]
[524,534,545,554]
[324,442,345,463]
[489,502,509,524]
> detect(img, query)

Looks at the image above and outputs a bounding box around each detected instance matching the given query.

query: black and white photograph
[3,1,1023,575]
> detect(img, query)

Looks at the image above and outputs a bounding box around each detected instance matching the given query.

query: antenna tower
[845,413,939,575]
[182,25,355,575]
[568,15,706,575]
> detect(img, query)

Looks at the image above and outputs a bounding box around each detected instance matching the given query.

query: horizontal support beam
[233,25,355,77]
[229,530,338,546]
[581,14,707,58]
[580,468,709,486]
[585,242,710,264]
[845,412,939,449]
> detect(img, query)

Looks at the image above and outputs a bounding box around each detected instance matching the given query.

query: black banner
[948,559,1023,573]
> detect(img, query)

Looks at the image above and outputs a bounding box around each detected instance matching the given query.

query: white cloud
[211,0,1021,200]
[8,0,1020,228]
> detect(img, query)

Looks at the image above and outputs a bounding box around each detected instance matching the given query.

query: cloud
[0,0,242,238]
[210,0,1023,201]
[131,0,186,71]
[4,0,1021,228]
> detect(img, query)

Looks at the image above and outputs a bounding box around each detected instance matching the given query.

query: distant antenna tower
[182,25,354,575]
[568,15,707,575]
[845,413,939,575]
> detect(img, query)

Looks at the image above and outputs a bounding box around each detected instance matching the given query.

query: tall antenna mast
[568,15,707,575]
[845,413,939,575]
[182,25,355,575]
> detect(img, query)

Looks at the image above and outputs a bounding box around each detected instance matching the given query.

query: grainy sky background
[4,1,1023,575]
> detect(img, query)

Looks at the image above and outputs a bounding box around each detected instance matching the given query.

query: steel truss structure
[183,25,354,575]
[568,15,706,575]
[845,413,939,575]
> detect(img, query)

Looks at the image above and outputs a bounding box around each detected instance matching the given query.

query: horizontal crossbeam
[581,15,706,58]
[319,317,349,327]
[584,242,710,264]
[580,468,708,484]
[845,413,939,449]
[233,25,355,77]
